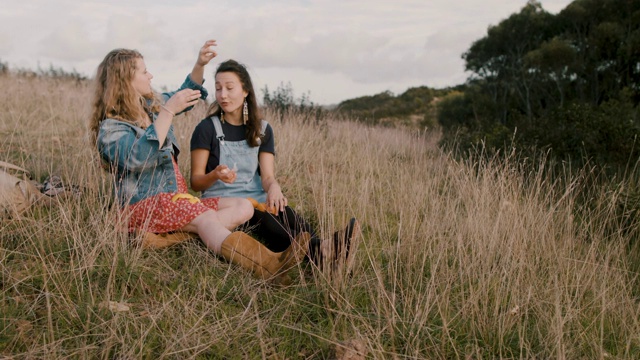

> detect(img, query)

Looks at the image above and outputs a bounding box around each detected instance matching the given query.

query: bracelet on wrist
[160,105,175,117]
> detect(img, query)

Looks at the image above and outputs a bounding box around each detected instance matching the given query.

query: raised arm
[156,40,217,146]
[191,39,217,85]
[155,89,202,146]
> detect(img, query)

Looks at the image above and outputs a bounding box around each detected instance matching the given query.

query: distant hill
[335,85,463,128]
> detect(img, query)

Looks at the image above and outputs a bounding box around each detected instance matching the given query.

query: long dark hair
[206,59,263,147]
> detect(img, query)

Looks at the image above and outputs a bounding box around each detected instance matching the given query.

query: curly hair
[88,49,159,143]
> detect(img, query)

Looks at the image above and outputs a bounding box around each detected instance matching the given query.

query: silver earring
[220,109,224,123]
[243,99,248,125]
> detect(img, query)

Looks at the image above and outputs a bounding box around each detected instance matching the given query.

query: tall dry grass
[1,73,639,359]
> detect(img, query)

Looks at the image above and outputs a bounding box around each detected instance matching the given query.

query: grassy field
[1,73,640,359]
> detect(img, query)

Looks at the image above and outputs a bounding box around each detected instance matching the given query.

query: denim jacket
[97,75,208,207]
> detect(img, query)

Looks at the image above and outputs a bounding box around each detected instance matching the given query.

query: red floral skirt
[126,159,219,233]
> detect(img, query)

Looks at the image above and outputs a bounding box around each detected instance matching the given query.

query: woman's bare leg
[215,197,254,230]
[181,210,231,253]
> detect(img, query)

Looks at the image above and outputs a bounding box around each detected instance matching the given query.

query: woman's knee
[182,209,217,233]
[237,198,254,222]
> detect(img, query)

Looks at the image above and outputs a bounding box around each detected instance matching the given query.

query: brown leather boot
[309,218,360,268]
[139,231,197,249]
[220,231,310,282]
[287,231,311,266]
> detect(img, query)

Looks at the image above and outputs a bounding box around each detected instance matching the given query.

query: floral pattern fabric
[127,159,219,233]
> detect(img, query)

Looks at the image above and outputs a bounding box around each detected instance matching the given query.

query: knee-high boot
[309,218,359,267]
[220,231,310,281]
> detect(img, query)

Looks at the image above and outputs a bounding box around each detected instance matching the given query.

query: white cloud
[1,0,575,104]
[41,22,96,61]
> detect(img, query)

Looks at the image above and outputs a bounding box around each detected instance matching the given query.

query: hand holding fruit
[214,164,236,184]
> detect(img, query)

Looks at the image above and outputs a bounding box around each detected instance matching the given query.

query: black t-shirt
[190,117,275,174]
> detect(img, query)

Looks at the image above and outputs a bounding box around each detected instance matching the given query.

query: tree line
[438,0,640,172]
[331,0,639,173]
[336,86,460,128]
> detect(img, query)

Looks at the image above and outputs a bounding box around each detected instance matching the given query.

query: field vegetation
[1,69,640,359]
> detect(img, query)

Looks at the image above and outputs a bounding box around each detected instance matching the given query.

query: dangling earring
[220,109,224,123]
[243,99,248,125]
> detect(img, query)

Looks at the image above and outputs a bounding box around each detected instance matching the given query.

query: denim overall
[201,116,268,202]
[201,117,330,259]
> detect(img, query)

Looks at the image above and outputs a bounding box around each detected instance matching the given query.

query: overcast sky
[1,0,574,105]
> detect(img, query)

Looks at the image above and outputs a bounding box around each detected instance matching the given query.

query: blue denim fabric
[162,74,209,114]
[201,116,266,202]
[97,75,207,206]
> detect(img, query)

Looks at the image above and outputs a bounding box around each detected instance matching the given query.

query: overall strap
[260,120,268,137]
[256,120,268,145]
[210,116,225,143]
[211,117,267,145]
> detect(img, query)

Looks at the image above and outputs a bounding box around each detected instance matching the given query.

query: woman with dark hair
[91,42,308,283]
[190,59,358,268]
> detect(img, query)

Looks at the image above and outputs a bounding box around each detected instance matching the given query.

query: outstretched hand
[163,89,201,116]
[197,39,217,67]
